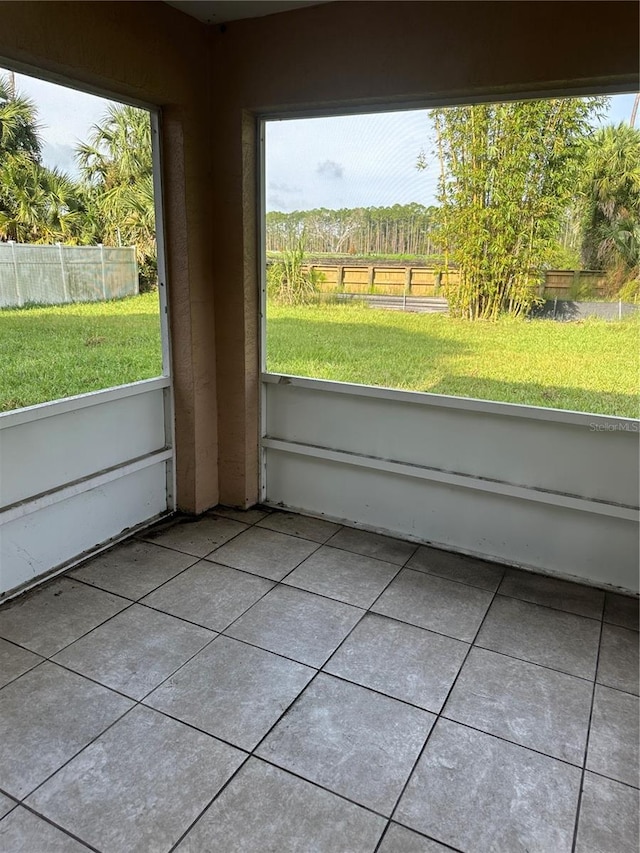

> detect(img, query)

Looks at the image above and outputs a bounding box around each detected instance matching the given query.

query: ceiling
[165,1,331,25]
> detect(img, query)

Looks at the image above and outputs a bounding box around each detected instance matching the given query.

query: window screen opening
[263,94,640,418]
[0,68,163,413]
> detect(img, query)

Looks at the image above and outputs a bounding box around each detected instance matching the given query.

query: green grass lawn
[267,302,640,417]
[0,293,162,412]
[1,295,638,417]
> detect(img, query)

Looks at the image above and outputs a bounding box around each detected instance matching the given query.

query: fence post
[367,265,375,293]
[9,241,21,306]
[404,266,412,295]
[99,244,107,299]
[336,265,344,293]
[58,243,70,302]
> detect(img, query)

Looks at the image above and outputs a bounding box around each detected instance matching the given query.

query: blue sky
[266,94,638,211]
[4,67,637,209]
[5,71,113,177]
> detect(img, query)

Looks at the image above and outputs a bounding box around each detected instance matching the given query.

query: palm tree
[0,73,100,248]
[0,73,41,161]
[76,104,156,287]
[579,123,640,280]
[0,154,43,240]
[38,167,88,244]
[0,73,43,241]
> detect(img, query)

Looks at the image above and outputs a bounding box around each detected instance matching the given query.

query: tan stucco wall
[0,2,637,511]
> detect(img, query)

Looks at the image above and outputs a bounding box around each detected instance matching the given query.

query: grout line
[385,570,505,826]
[317,668,439,717]
[2,553,617,700]
[0,545,620,704]
[166,753,252,852]
[15,701,136,807]
[470,641,599,685]
[167,751,393,853]
[214,532,414,676]
[579,767,640,792]
[248,668,325,755]
[19,690,252,852]
[165,582,373,853]
[0,654,46,693]
[244,753,391,820]
[5,801,100,851]
[571,618,605,853]
[281,539,409,568]
[214,631,324,670]
[65,575,139,602]
[402,566,605,622]
[73,535,203,567]
[42,658,151,704]
[254,523,343,546]
[372,823,393,853]
[206,535,325,584]
[135,509,266,558]
[374,820,465,853]
[433,715,590,772]
[493,589,604,623]
[136,561,277,605]
[135,704,253,756]
[591,679,639,699]
[322,530,419,566]
[0,597,139,668]
[277,576,395,610]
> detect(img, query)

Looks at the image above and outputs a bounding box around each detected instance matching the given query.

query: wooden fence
[303,263,607,300]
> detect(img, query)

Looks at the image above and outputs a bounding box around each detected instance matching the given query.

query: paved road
[335,294,449,313]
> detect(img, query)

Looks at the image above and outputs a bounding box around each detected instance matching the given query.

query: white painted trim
[0,377,170,429]
[0,449,171,523]
[260,498,637,596]
[262,373,639,429]
[262,437,639,521]
[0,509,174,604]
[259,117,268,502]
[152,111,172,381]
[151,108,177,510]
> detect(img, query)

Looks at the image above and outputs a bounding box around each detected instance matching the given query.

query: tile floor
[0,507,638,852]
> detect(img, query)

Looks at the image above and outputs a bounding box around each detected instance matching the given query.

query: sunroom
[0,2,637,851]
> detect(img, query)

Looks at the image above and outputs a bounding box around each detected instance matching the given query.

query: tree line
[266,204,441,257]
[0,74,156,289]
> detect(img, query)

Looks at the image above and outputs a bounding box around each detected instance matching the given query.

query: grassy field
[0,293,162,412]
[267,302,640,417]
[1,295,638,417]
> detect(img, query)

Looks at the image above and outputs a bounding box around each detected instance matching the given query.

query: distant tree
[425,97,605,319]
[0,74,87,243]
[0,73,40,162]
[77,104,156,288]
[265,203,440,257]
[578,123,640,287]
